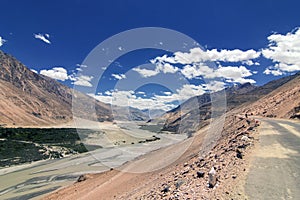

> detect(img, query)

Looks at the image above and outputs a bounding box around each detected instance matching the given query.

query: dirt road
[245,118,300,199]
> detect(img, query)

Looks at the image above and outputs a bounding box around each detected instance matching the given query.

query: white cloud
[89,83,209,112]
[262,27,300,74]
[136,91,145,95]
[145,47,259,82]
[90,90,174,111]
[76,64,88,68]
[72,75,93,87]
[40,67,68,81]
[180,63,255,84]
[263,68,283,76]
[214,65,252,79]
[112,73,126,80]
[133,62,179,78]
[0,36,6,47]
[153,47,260,65]
[181,63,214,79]
[34,33,51,44]
[157,62,179,74]
[150,54,177,64]
[133,67,159,78]
[203,81,226,91]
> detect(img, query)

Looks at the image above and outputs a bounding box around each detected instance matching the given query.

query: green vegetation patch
[0,128,102,167]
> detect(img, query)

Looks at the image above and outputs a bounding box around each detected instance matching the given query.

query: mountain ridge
[162,72,300,134]
[0,50,113,127]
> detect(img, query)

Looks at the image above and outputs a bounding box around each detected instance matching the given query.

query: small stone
[77,175,86,182]
[161,186,170,193]
[208,167,217,188]
[197,171,205,178]
[236,149,243,159]
[175,179,184,189]
[181,168,190,175]
[241,135,250,141]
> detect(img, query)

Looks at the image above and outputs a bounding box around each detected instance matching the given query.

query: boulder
[208,167,217,188]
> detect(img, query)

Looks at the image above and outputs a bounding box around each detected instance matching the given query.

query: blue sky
[0,0,300,111]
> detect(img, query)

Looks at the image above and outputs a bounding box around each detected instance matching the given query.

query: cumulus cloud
[157,62,179,74]
[133,62,179,78]
[181,63,214,79]
[40,67,68,81]
[214,65,254,83]
[73,75,93,87]
[203,81,226,91]
[263,68,283,76]
[0,36,6,47]
[90,90,174,111]
[112,73,126,80]
[262,27,300,75]
[143,47,258,83]
[89,83,209,112]
[132,67,159,78]
[70,75,93,87]
[152,47,260,65]
[181,64,255,84]
[34,33,51,44]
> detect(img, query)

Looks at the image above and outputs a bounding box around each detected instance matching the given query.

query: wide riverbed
[0,122,186,200]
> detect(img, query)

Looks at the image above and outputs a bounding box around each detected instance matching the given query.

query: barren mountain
[0,50,112,127]
[162,73,300,134]
[243,72,300,119]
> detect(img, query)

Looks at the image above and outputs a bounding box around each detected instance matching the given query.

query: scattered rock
[161,185,170,193]
[77,175,87,182]
[208,167,217,188]
[197,171,205,178]
[175,179,184,189]
[236,149,243,159]
[241,135,250,141]
[181,168,190,175]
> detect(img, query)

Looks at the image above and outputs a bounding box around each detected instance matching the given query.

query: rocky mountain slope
[243,72,300,119]
[0,50,112,127]
[162,73,300,134]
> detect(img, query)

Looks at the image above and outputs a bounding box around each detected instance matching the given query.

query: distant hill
[0,50,113,127]
[162,73,300,134]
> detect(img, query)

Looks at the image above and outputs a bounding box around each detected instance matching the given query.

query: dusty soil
[243,74,300,119]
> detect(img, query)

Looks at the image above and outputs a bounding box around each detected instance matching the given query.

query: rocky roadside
[125,113,260,199]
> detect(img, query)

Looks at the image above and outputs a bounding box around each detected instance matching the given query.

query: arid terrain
[0,49,299,200]
[42,73,299,199]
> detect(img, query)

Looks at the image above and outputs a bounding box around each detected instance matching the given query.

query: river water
[0,130,186,200]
